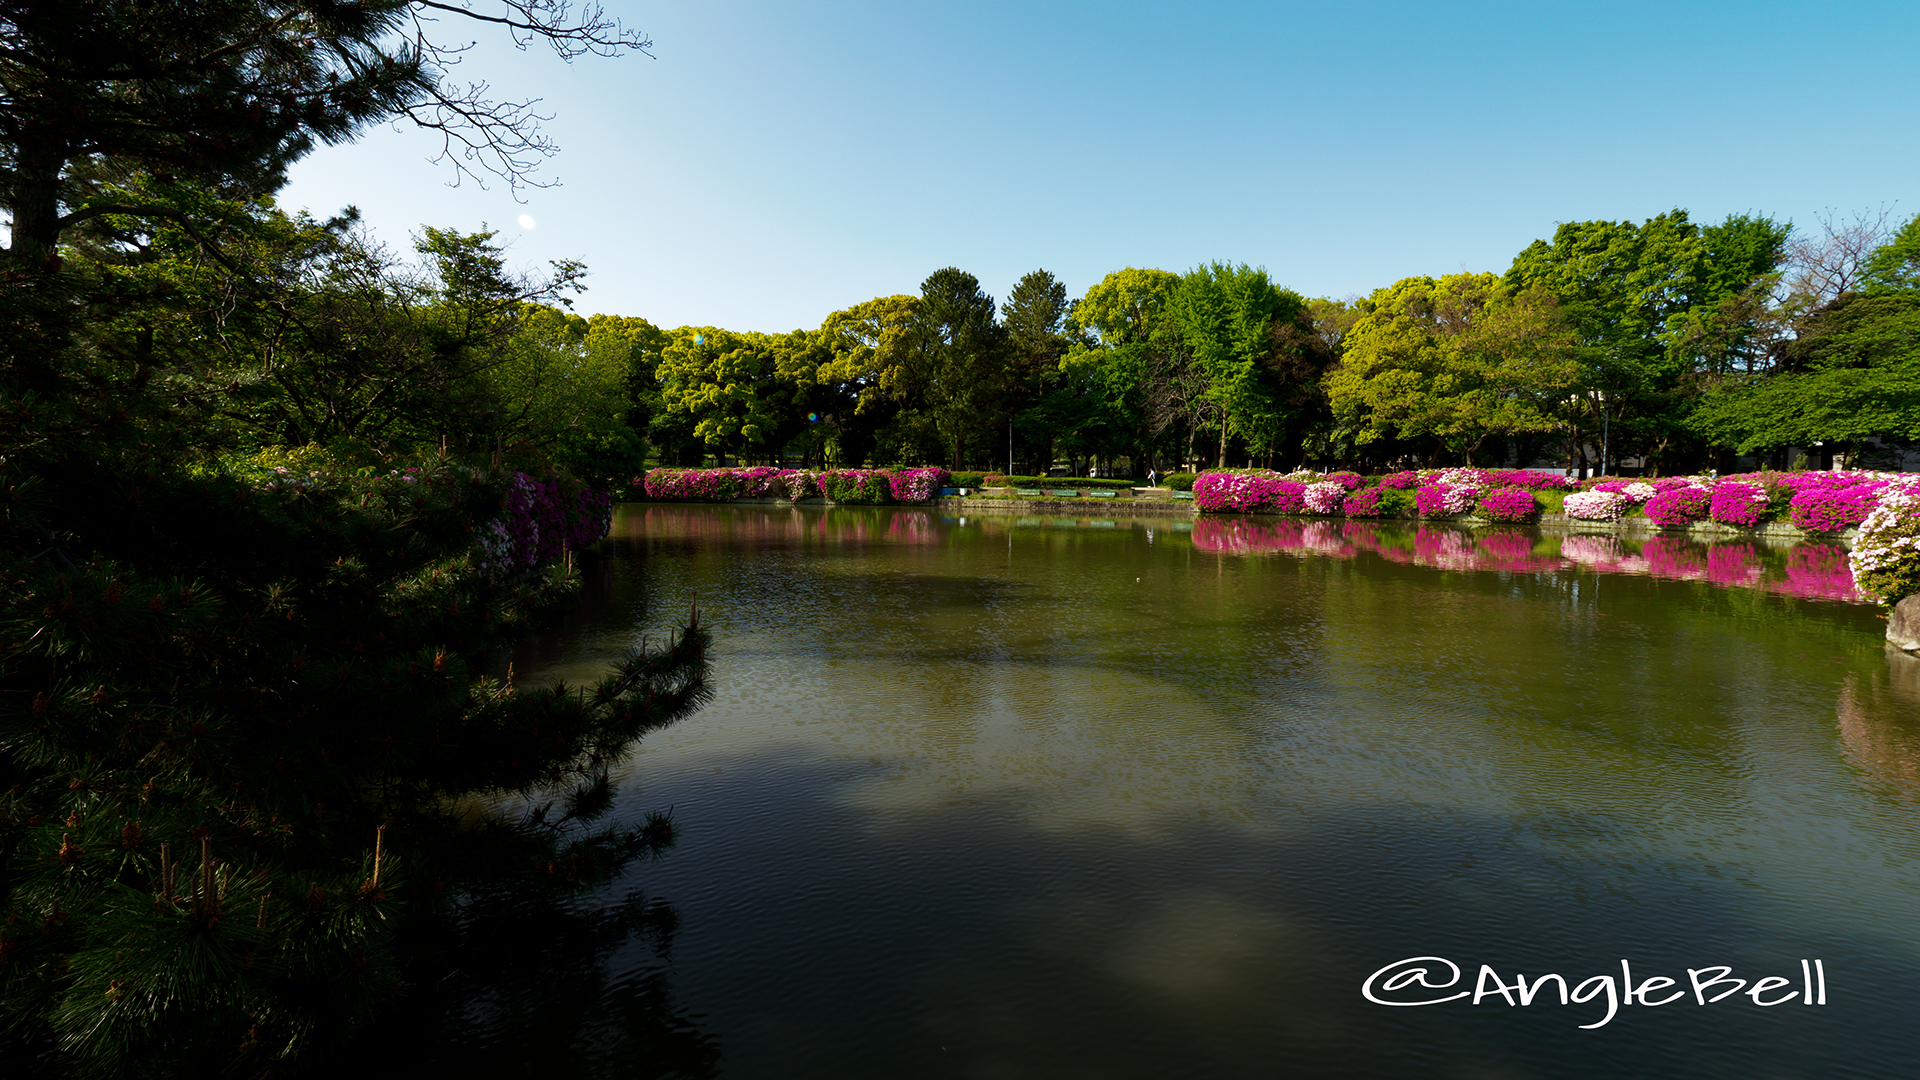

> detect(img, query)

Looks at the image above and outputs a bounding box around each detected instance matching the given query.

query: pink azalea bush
[888,467,950,503]
[1304,481,1348,514]
[640,465,951,505]
[1379,471,1419,489]
[784,469,820,499]
[1476,486,1540,523]
[1192,471,1307,513]
[1643,485,1712,526]
[477,471,613,577]
[1324,472,1368,491]
[1415,481,1480,517]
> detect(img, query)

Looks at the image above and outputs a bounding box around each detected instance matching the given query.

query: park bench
[1172,491,1194,500]
[1015,488,1043,496]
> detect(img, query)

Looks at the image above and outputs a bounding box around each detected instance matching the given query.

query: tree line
[591,209,1920,479]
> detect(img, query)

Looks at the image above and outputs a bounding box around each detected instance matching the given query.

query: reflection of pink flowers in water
[1558,534,1649,575]
[1301,520,1352,556]
[1413,527,1480,569]
[1642,536,1707,580]
[1560,535,1625,564]
[1705,543,1763,588]
[1478,532,1535,561]
[1175,509,1870,605]
[887,511,940,544]
[1777,543,1860,601]
[1193,518,1286,555]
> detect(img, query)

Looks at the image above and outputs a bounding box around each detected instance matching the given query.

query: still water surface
[509,504,1920,1079]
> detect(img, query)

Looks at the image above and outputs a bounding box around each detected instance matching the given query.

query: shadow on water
[346,882,722,1078]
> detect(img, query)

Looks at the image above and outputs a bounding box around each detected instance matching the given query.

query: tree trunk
[4,137,69,265]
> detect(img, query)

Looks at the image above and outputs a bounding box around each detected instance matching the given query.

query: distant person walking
[1147,468,1158,488]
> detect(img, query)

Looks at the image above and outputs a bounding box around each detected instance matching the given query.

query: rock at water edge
[1889,594,1920,652]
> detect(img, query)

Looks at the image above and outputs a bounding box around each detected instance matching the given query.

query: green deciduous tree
[655,326,784,465]
[1689,292,1920,455]
[1156,262,1306,467]
[1325,272,1582,464]
[1861,213,1920,296]
[1504,209,1788,471]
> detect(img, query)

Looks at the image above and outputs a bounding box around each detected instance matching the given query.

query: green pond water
[504,503,1920,1080]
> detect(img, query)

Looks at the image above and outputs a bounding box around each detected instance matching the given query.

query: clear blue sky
[281,0,1920,333]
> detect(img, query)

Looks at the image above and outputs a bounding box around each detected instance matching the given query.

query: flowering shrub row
[640,466,955,505]
[1199,468,1550,523]
[1192,467,1920,604]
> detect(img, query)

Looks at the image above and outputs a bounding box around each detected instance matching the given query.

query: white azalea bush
[1850,485,1920,606]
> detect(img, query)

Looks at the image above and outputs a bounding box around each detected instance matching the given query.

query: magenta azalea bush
[477,471,613,577]
[1192,471,1306,513]
[640,465,951,505]
[1379,471,1418,489]
[1643,485,1711,526]
[1324,472,1368,491]
[1477,486,1540,523]
[888,467,950,503]
[1789,482,1885,533]
[1416,482,1480,517]
[644,467,744,501]
[1341,486,1386,517]
[1708,480,1769,527]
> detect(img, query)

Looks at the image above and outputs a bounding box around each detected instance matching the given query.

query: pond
[506,504,1920,1080]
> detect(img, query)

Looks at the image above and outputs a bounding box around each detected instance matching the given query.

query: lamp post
[1597,391,1609,478]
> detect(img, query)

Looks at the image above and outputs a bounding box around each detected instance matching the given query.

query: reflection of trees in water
[1836,656,1920,802]
[351,883,721,1078]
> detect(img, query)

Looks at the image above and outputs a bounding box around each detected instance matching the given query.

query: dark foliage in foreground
[1,271,712,1073]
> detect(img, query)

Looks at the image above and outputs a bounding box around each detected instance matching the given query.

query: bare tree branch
[1787,206,1897,306]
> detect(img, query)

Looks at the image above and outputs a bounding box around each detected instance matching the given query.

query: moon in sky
[517,214,536,230]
